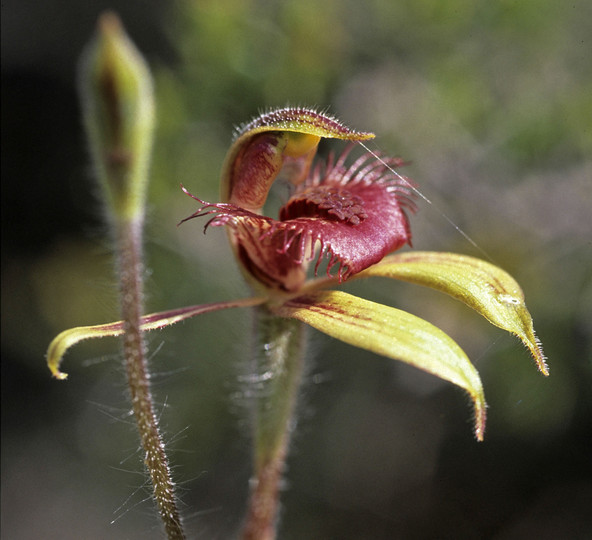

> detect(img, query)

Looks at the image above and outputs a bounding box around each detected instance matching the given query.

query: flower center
[279,186,368,225]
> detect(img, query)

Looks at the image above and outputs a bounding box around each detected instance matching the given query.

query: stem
[242,308,307,540]
[117,218,185,540]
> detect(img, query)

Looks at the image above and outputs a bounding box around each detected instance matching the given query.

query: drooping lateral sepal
[46,297,266,379]
[357,251,548,375]
[221,107,375,211]
[272,290,487,440]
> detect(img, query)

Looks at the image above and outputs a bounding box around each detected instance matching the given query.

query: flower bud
[78,12,155,221]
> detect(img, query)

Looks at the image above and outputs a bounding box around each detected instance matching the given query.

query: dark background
[2,1,591,538]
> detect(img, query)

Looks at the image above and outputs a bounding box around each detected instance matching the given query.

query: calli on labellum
[47,106,547,440]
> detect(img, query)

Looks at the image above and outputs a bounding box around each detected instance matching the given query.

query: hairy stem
[242,309,307,540]
[117,218,185,539]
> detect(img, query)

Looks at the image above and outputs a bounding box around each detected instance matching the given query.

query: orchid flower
[47,106,547,539]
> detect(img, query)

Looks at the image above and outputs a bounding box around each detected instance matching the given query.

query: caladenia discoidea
[47,104,548,539]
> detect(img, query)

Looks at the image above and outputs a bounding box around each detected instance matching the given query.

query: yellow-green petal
[47,297,266,380]
[357,251,548,375]
[272,290,487,440]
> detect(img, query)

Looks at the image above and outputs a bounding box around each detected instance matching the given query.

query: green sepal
[357,251,548,376]
[273,290,487,440]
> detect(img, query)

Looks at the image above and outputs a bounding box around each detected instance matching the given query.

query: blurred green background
[2,1,591,538]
